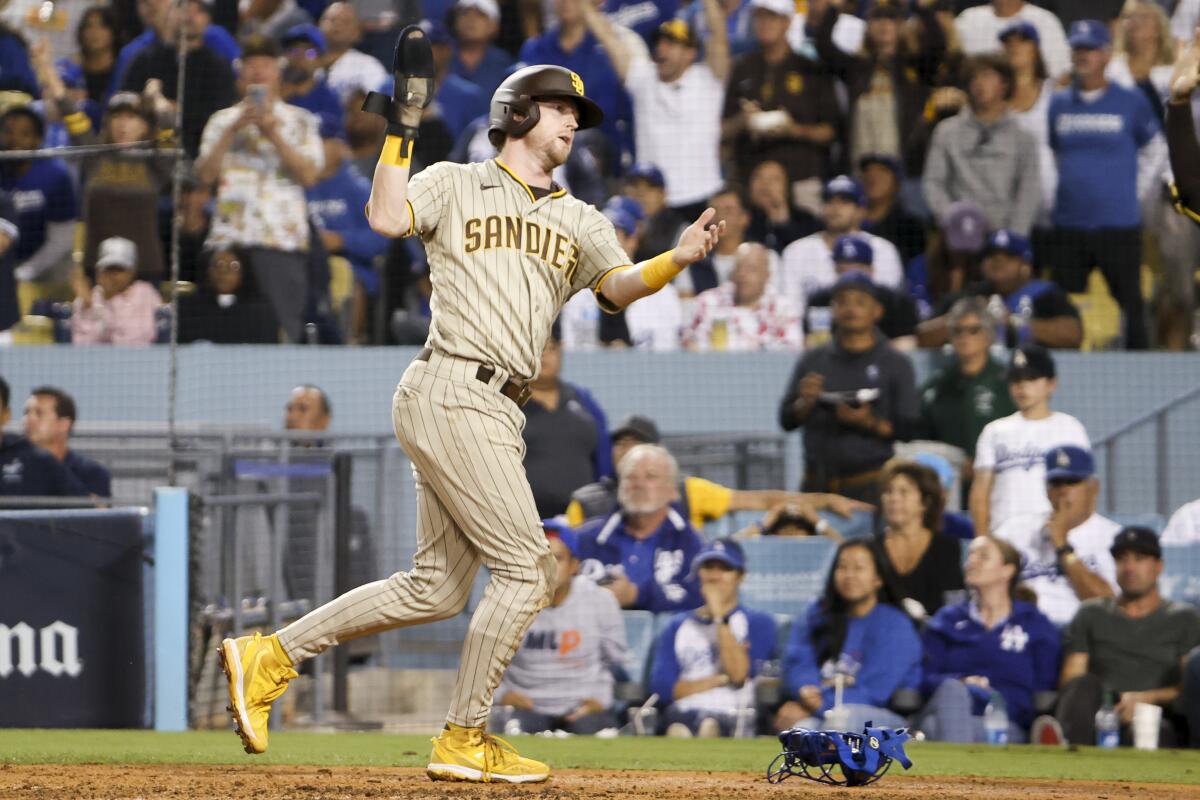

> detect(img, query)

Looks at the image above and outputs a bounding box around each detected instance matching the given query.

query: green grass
[0,730,1198,784]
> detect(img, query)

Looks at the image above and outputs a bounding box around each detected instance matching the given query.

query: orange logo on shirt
[559,629,581,655]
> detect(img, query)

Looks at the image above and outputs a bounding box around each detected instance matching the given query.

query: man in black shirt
[803,234,919,350]
[744,159,820,253]
[22,386,112,497]
[859,153,926,265]
[720,0,839,194]
[121,2,237,156]
[918,229,1082,349]
[0,377,88,501]
[624,163,686,265]
[779,274,919,505]
[522,326,611,518]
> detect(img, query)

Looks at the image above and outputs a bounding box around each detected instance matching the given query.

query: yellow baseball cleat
[218,633,298,754]
[426,723,550,783]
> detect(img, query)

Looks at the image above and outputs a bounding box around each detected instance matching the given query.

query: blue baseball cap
[606,195,645,223]
[999,19,1040,44]
[1044,445,1094,482]
[1068,19,1111,50]
[913,452,954,491]
[418,18,453,45]
[858,152,904,177]
[542,519,580,558]
[690,538,746,576]
[830,271,880,300]
[823,175,865,206]
[282,23,327,54]
[626,163,665,188]
[832,234,874,265]
[603,206,638,237]
[984,229,1033,263]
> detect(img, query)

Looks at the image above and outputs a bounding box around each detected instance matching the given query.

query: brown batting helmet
[488,65,604,146]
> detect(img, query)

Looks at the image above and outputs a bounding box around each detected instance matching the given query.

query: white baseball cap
[456,0,499,22]
[749,0,794,17]
[96,236,137,271]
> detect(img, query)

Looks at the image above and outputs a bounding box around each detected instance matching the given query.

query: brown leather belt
[415,347,532,407]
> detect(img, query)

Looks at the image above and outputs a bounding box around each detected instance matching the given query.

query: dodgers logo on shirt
[866,364,880,383]
[999,624,1029,653]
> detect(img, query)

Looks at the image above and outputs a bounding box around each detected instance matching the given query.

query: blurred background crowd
[0,0,1198,350]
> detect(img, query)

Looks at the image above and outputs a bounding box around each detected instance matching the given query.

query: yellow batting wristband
[380,134,414,168]
[639,249,682,291]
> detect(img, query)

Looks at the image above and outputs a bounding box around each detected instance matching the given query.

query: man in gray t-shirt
[1056,527,1200,747]
[493,523,628,734]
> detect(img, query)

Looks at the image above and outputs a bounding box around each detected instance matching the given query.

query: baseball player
[218,26,724,784]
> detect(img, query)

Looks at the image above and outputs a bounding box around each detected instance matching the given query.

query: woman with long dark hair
[916,536,1060,742]
[57,5,120,106]
[774,538,921,732]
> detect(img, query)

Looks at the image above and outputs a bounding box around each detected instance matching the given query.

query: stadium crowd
[0,0,1199,348]
[2,0,1200,752]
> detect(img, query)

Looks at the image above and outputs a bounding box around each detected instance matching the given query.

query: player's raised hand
[672,207,726,266]
[1170,27,1200,103]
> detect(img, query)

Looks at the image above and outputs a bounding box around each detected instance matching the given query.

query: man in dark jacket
[0,377,88,500]
[779,272,919,505]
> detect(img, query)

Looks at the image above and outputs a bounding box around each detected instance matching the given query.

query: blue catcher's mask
[767,722,912,787]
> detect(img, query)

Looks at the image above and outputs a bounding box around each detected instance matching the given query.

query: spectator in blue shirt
[22,386,112,498]
[0,106,79,289]
[917,535,1060,743]
[681,0,757,58]
[775,538,921,733]
[280,24,344,133]
[604,0,679,44]
[519,0,637,164]
[1044,19,1165,350]
[651,539,777,737]
[0,22,38,95]
[414,19,488,142]
[109,0,239,98]
[576,443,705,614]
[306,113,388,342]
[0,377,88,500]
[449,0,515,101]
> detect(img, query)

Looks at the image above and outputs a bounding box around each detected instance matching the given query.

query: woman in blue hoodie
[917,535,1060,742]
[775,538,921,732]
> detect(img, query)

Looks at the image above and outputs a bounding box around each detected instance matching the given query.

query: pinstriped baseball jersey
[405,157,631,381]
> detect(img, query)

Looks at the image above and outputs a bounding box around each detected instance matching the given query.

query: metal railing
[1092,383,1200,515]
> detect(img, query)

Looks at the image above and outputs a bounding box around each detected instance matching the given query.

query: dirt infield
[0,764,1190,800]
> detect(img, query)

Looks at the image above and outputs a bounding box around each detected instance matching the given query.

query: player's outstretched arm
[1168,28,1200,221]
[599,208,725,308]
[362,25,434,237]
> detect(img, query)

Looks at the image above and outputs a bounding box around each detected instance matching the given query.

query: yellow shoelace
[476,732,520,781]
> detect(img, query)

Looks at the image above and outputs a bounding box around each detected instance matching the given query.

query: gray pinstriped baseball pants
[277,350,555,727]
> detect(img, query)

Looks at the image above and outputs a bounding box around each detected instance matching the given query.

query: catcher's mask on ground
[767,723,912,787]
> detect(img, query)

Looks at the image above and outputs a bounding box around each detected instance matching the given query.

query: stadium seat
[738,538,838,617]
[1162,545,1200,606]
[1068,270,1123,351]
[615,609,656,701]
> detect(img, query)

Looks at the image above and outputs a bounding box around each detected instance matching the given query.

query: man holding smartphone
[778,273,919,505]
[195,34,324,343]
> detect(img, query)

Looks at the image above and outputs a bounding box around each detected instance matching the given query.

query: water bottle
[1014,295,1034,344]
[1095,692,1120,748]
[987,295,1007,344]
[984,691,1009,745]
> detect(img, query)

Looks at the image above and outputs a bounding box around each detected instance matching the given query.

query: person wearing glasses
[994,445,1120,627]
[917,229,1082,350]
[915,296,1016,488]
